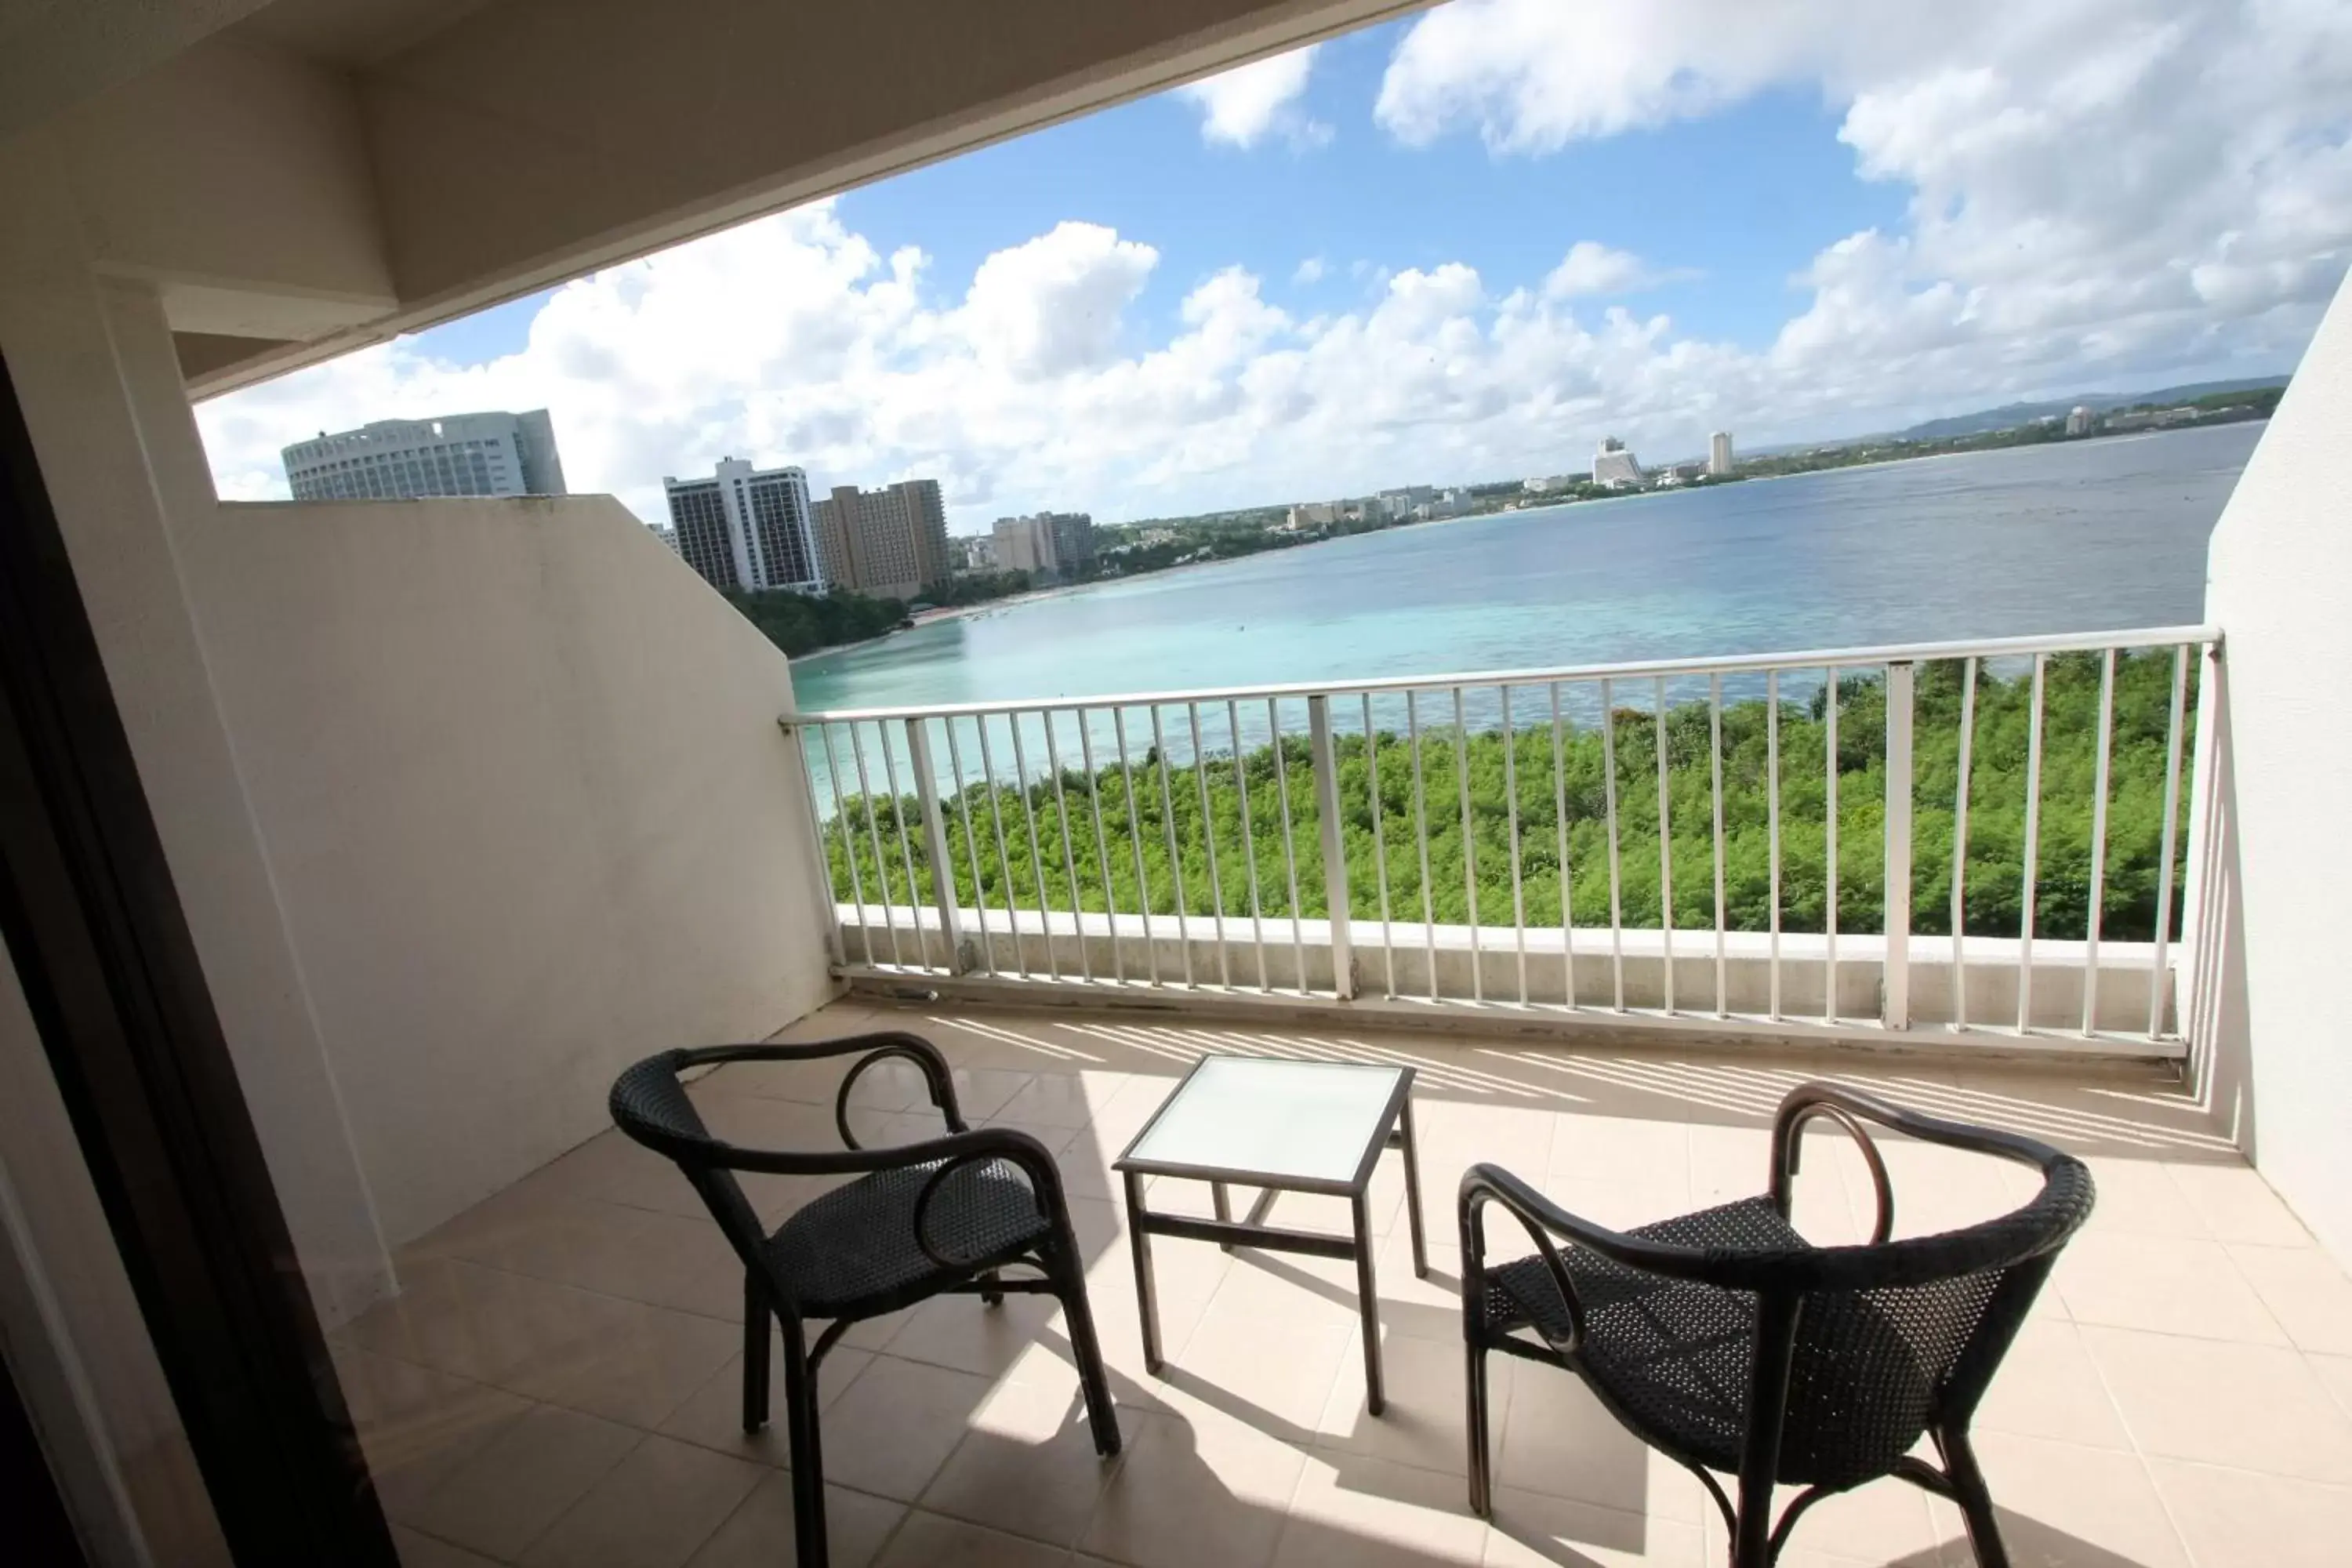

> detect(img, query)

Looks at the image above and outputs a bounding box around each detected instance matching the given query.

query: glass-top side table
[1112,1055,1429,1414]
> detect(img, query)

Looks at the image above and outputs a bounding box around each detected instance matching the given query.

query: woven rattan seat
[768,1156,1052,1319]
[610,1035,1120,1568]
[1460,1084,2095,1568]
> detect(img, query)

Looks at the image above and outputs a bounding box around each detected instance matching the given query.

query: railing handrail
[786,622,2220,723]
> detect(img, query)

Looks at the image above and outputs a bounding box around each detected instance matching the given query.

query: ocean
[789,421,2258,715]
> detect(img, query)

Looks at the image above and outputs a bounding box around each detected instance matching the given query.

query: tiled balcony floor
[336,999,2352,1568]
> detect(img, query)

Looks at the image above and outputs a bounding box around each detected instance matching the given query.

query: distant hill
[1893,377,2290,441]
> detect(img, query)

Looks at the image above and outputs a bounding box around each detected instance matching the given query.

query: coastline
[792,419,2261,667]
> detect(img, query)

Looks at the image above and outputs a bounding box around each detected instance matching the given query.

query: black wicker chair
[609,1033,1120,1567]
[1460,1082,2094,1568]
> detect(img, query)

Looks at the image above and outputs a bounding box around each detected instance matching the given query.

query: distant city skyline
[202,2,2350,535]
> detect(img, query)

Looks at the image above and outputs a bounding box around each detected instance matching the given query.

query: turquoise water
[791,422,2256,715]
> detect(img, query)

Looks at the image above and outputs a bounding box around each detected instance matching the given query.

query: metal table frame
[1112,1056,1428,1414]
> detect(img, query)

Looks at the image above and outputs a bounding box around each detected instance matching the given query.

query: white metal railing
[786,625,2216,1053]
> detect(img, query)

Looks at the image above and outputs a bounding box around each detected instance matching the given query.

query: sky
[195,0,2352,534]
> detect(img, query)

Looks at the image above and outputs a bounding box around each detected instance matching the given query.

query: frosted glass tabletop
[1117,1057,1409,1188]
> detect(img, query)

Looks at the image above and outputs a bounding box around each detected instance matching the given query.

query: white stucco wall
[176,495,838,1247]
[2202,275,2352,1266]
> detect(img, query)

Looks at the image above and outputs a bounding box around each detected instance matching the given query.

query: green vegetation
[724,588,909,658]
[816,650,2197,944]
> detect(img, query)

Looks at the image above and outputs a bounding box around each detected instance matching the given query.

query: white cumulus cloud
[1178,45,1330,149]
[1545,242,1664,299]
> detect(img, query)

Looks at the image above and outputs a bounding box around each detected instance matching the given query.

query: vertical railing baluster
[847,721,903,967]
[1076,710,1122,982]
[1951,659,1978,1030]
[1501,686,1530,1005]
[2082,649,2116,1036]
[1824,665,1840,1025]
[1269,699,1306,994]
[2148,645,2190,1040]
[1307,695,1354,1001]
[975,715,1023,977]
[877,722,927,966]
[1044,711,1093,982]
[1406,690,1439,1002]
[786,721,848,969]
[905,718,964,973]
[1710,675,1726,1018]
[1454,686,1483,1004]
[1601,677,1625,1011]
[2018,654,2048,1033]
[1187,702,1231,988]
[1111,707,1158,985]
[1008,713,1059,981]
[1550,682,1577,1010]
[1882,662,1915,1031]
[1228,699,1269,992]
[815,722,872,967]
[943,718,996,975]
[1363,695,1396,1000]
[1767,672,1782,1022]
[1654,675,1675,1016]
[1149,705,1194,987]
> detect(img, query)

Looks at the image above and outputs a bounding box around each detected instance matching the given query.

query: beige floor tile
[2077,1157,2212,1240]
[1169,1275,1356,1436]
[877,1511,1074,1568]
[2225,1242,2352,1355]
[1955,1431,2188,1568]
[1969,1317,2133,1450]
[1080,1407,1305,1568]
[884,1288,1068,1380]
[1479,1486,1704,1566]
[1493,1360,1705,1524]
[818,1353,996,1500]
[658,1340,875,1468]
[2161,1161,2312,1247]
[520,1435,764,1567]
[2310,1352,2352,1422]
[685,1473,905,1568]
[394,1526,504,1568]
[2081,1325,2352,1483]
[1736,1478,1940,1566]
[1372,1229,1468,1342]
[337,1347,531,1523]
[1545,1115,1690,1189]
[1316,1331,1490,1479]
[1274,1452,1487,1567]
[2143,1457,2352,1568]
[2053,1233,2288,1343]
[403,1402,640,1562]
[998,1071,1133,1130]
[505,1293,742,1431]
[919,1370,1132,1546]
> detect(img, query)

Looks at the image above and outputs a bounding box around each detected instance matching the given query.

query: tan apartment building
[811,478,949,600]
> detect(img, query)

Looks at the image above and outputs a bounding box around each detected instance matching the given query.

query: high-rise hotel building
[281,409,568,500]
[811,480,949,601]
[661,459,824,593]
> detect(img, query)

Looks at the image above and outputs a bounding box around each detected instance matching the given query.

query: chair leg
[1051,1238,1123,1458]
[1940,1425,2010,1568]
[779,1316,829,1568]
[1465,1341,1494,1519]
[979,1268,1004,1308]
[741,1270,770,1434]
[1731,1472,1773,1568]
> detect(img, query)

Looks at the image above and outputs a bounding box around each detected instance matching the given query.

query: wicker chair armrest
[1461,1163,1809,1292]
[673,1033,967,1145]
[1461,1164,1591,1352]
[1771,1096,1894,1244]
[909,1127,1068,1271]
[1770,1080,2071,1175]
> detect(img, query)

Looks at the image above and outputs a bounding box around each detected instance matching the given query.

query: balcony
[339,994,2350,1568]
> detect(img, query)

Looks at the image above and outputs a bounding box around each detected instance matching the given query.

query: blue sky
[198,0,2350,530]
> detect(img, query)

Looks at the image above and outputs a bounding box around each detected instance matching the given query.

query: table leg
[1399,1095,1429,1279]
[1352,1189,1385,1415]
[1212,1180,1232,1252]
[1123,1170,1163,1374]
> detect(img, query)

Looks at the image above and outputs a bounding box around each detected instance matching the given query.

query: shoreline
[793,419,2259,666]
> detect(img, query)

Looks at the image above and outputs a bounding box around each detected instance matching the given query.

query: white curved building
[1592,436,1644,489]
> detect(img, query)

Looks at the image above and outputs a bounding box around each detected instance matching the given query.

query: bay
[789,421,2256,715]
